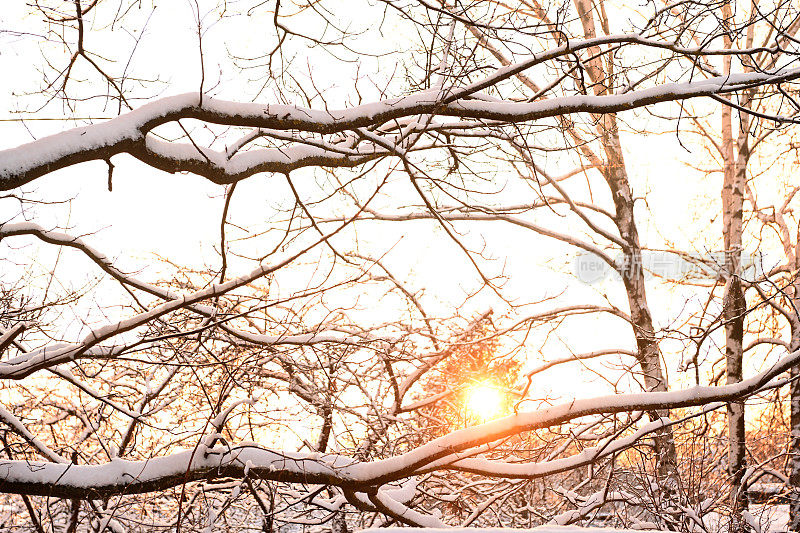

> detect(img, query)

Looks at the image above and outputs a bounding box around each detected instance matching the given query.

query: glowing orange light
[465,383,504,421]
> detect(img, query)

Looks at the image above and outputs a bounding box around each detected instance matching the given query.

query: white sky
[0,0,792,410]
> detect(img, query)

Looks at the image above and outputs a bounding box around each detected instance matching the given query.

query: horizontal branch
[0,221,385,378]
[0,222,383,348]
[1,347,796,498]
[2,68,797,190]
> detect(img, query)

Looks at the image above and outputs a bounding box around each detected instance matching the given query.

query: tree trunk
[572,0,681,491]
[790,234,800,530]
[791,340,800,531]
[602,121,680,486]
[724,276,747,530]
[720,5,749,527]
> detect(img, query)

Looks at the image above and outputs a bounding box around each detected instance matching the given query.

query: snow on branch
[1,68,797,190]
[0,222,385,354]
[0,223,385,379]
[0,348,796,498]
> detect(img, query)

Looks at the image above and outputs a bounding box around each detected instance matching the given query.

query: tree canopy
[3,1,800,531]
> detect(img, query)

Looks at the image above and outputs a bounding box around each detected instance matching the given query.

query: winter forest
[3,0,800,531]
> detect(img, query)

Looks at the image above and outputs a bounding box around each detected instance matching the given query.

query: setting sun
[465,383,505,421]
[5,1,798,530]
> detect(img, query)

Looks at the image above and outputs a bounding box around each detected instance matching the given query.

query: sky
[0,0,791,413]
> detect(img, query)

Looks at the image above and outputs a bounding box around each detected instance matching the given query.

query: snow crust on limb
[0,222,390,351]
[1,68,798,190]
[0,224,391,379]
[345,479,445,528]
[0,406,67,464]
[0,348,796,498]
[0,444,359,498]
[424,418,671,477]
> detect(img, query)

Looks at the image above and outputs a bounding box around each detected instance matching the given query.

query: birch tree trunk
[790,231,800,530]
[721,102,748,531]
[720,5,753,529]
[573,0,680,489]
[791,331,800,530]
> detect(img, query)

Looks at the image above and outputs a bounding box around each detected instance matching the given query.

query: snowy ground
[752,504,788,532]
[360,507,790,532]
[361,529,668,533]
[360,526,668,533]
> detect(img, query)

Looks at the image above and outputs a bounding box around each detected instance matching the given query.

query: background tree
[3,1,800,531]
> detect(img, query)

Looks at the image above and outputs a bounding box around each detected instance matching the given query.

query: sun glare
[465,383,504,421]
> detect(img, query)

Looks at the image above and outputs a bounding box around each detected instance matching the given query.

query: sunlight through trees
[3,1,800,531]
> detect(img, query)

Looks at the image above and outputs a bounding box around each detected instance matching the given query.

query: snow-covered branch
[0,348,796,498]
[2,69,798,190]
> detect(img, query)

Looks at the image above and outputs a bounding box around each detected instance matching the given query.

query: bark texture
[574,0,679,488]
